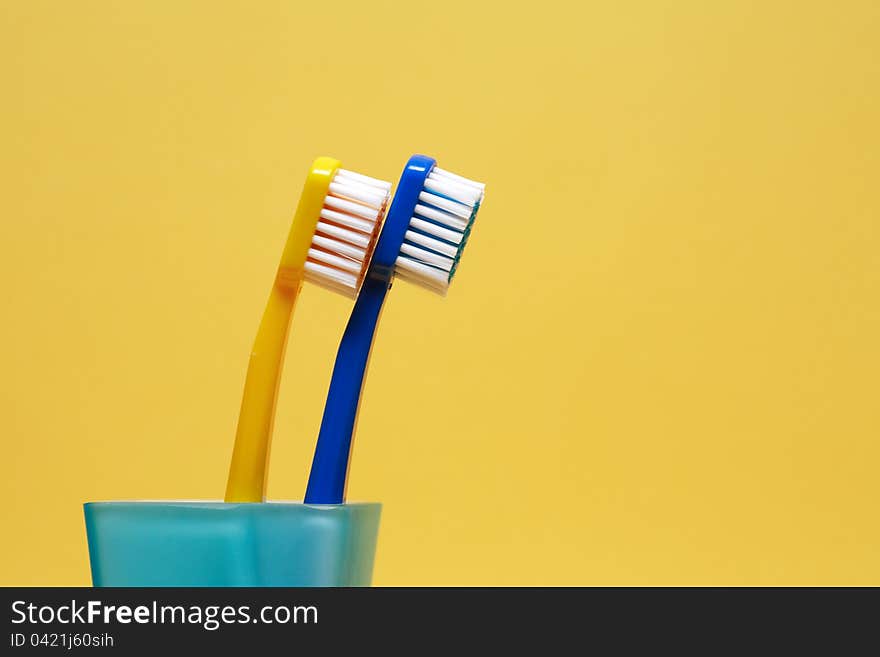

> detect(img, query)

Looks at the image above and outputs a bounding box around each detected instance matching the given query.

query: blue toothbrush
[304,154,485,504]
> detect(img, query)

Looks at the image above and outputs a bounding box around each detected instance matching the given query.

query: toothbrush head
[371,154,485,295]
[279,157,391,298]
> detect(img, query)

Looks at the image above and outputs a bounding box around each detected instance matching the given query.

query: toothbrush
[304,154,485,504]
[225,157,391,502]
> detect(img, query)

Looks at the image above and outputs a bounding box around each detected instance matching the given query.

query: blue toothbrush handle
[305,275,390,504]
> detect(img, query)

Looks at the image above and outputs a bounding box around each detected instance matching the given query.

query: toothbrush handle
[305,275,390,504]
[225,271,301,502]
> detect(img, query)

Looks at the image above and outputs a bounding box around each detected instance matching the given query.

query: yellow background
[1,1,878,585]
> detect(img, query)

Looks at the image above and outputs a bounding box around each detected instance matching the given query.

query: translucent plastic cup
[83,501,381,586]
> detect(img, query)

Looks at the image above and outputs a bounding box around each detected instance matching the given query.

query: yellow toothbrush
[225,157,391,502]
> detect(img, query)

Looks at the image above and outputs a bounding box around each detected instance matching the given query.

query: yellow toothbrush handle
[225,270,301,502]
[224,156,341,502]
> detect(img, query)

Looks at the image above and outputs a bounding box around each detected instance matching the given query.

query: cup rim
[84,500,381,509]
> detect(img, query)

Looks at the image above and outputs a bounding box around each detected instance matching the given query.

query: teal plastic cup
[83,501,381,586]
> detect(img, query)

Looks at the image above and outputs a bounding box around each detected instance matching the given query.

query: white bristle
[335,168,393,191]
[399,242,454,271]
[395,256,451,288]
[328,181,386,208]
[423,178,482,206]
[418,191,473,218]
[307,247,362,274]
[303,167,390,297]
[431,167,486,195]
[409,217,463,245]
[304,261,359,291]
[315,220,371,249]
[310,234,367,262]
[395,166,485,295]
[404,229,458,258]
[413,203,469,231]
[320,207,375,234]
[323,194,381,221]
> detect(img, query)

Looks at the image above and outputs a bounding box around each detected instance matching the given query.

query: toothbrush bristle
[395,166,485,295]
[304,169,391,297]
